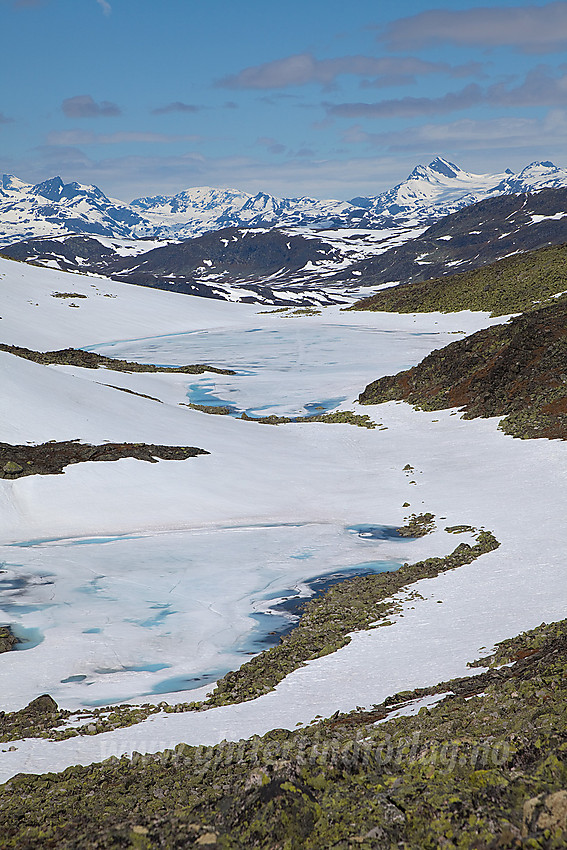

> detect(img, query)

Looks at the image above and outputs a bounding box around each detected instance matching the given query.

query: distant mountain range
[5,184,567,307]
[2,157,567,245]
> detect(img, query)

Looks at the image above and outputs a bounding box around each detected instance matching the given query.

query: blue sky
[1,0,567,200]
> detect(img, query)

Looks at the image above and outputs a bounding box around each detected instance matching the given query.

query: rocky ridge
[358,298,567,440]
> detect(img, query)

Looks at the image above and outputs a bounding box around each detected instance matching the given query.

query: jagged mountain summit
[352,157,567,223]
[1,158,566,246]
[353,156,510,220]
[0,174,149,245]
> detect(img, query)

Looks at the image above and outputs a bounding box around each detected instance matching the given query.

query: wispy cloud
[151,102,201,115]
[0,112,14,124]
[216,52,474,91]
[62,95,121,118]
[488,66,567,106]
[380,2,567,54]
[326,66,567,121]
[326,83,483,119]
[342,109,567,152]
[256,136,286,155]
[11,0,112,12]
[47,130,202,146]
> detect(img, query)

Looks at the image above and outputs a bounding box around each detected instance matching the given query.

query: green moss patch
[358,299,567,440]
[0,440,208,479]
[348,243,567,317]
[241,410,376,429]
[0,342,235,375]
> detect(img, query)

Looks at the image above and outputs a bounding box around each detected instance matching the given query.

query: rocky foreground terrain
[1,616,565,848]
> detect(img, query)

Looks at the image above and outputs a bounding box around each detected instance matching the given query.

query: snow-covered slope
[2,158,567,246]
[0,256,566,783]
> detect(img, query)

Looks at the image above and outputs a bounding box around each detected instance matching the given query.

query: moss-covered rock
[0,625,19,653]
[241,409,376,429]
[183,403,232,415]
[358,299,567,440]
[0,694,67,741]
[397,512,436,537]
[0,342,235,375]
[0,440,209,479]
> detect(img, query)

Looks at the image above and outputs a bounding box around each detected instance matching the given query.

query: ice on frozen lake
[88,323,445,418]
[0,522,410,709]
[0,311,467,713]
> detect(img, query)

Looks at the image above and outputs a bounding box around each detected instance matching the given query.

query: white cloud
[216,53,474,91]
[326,84,483,119]
[343,110,567,152]
[96,0,111,16]
[380,2,567,54]
[46,130,202,146]
[325,68,567,121]
[62,95,121,118]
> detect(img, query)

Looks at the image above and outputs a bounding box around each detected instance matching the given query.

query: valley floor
[0,257,565,790]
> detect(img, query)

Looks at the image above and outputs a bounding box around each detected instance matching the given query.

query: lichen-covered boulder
[0,626,19,653]
[523,790,567,836]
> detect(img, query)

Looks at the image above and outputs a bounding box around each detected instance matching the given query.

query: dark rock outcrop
[0,440,209,479]
[358,299,567,440]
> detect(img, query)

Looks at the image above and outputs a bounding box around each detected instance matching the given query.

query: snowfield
[0,255,566,782]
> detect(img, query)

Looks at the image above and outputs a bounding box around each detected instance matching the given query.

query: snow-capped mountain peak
[1,157,567,246]
[408,156,466,182]
[359,158,526,222]
[1,174,30,195]
[491,160,567,195]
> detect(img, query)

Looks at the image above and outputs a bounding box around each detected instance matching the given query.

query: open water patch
[9,533,144,549]
[348,524,404,541]
[245,557,402,654]
[11,625,44,650]
[185,378,348,420]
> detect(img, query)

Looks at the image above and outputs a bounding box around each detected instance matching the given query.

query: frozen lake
[89,322,446,417]
[1,522,409,709]
[1,316,454,709]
